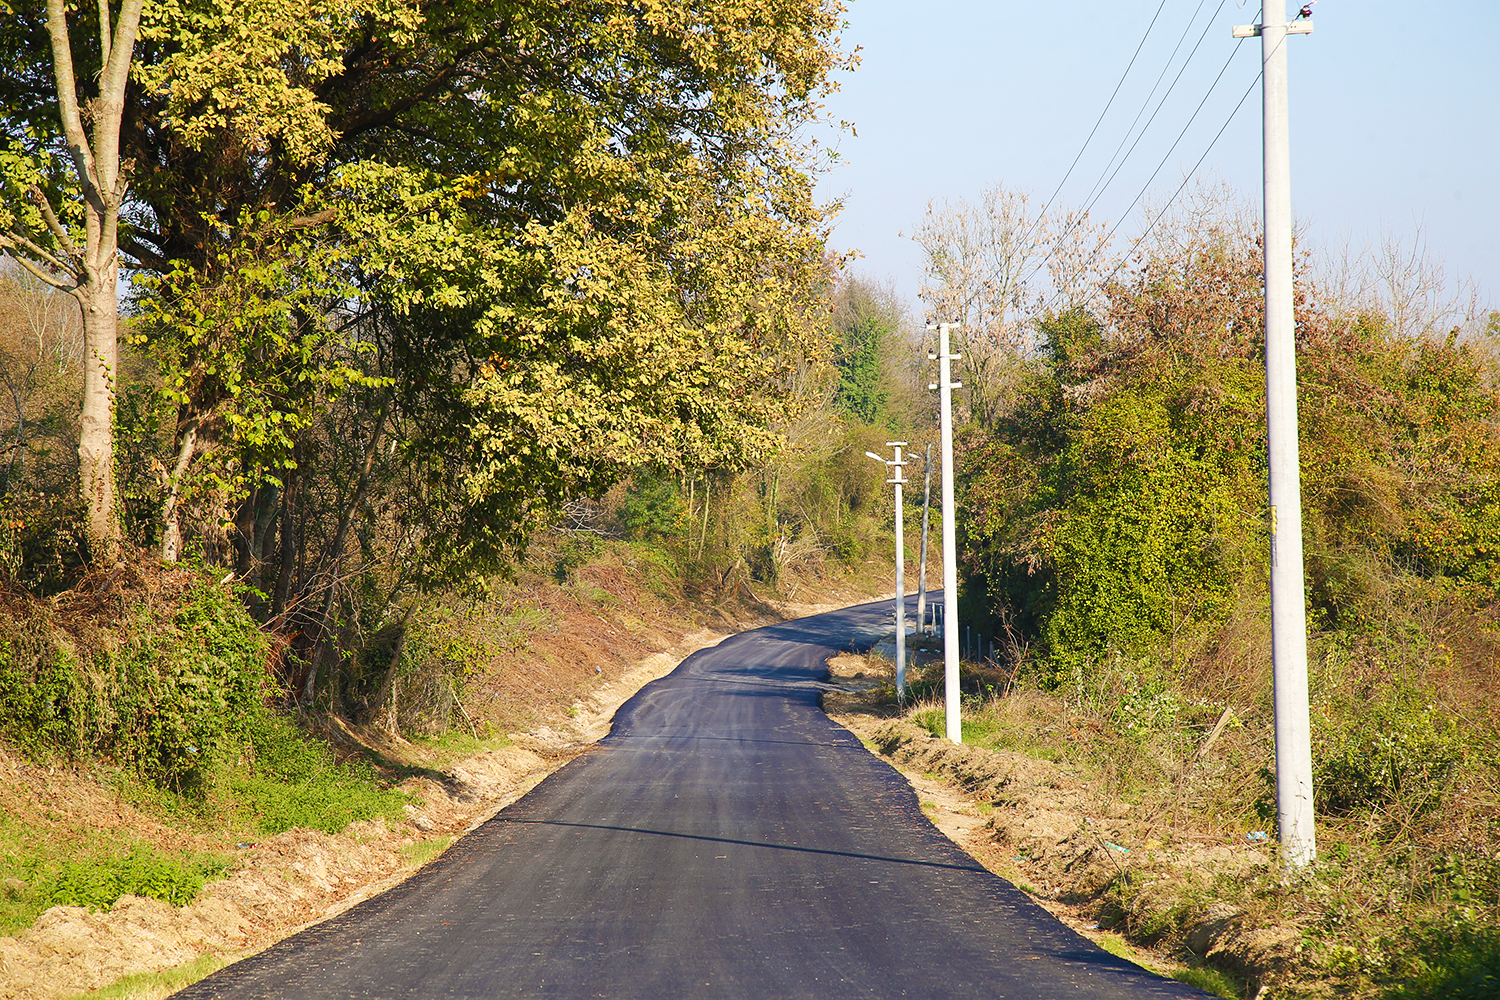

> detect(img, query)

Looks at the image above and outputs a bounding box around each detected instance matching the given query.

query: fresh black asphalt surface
[175,599,1210,999]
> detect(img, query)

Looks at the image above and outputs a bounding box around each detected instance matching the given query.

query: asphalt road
[175,599,1209,1000]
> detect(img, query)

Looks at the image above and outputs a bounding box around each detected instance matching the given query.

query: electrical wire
[1090,13,1312,302]
[1023,5,1268,310]
[1040,65,1263,316]
[1089,41,1245,258]
[1014,0,1237,302]
[1011,0,1172,257]
[1076,0,1229,222]
[1017,39,1246,302]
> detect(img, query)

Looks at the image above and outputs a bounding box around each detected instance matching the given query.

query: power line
[1013,0,1171,254]
[1045,65,1262,315]
[1077,0,1229,221]
[1025,8,1260,305]
[1091,41,1247,259]
[1018,1,1240,303]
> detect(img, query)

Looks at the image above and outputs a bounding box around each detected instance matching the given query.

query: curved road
[177,600,1208,999]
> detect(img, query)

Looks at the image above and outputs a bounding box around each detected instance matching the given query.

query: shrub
[0,578,268,793]
[619,473,685,541]
[111,583,269,790]
[0,622,82,756]
[40,844,228,911]
[1314,689,1466,815]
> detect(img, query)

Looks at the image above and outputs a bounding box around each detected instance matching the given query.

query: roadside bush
[1314,688,1466,815]
[619,472,686,541]
[40,844,228,911]
[0,618,81,757]
[112,583,269,790]
[0,577,268,793]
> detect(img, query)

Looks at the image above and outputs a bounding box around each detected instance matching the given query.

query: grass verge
[60,952,232,1000]
[828,650,1500,1000]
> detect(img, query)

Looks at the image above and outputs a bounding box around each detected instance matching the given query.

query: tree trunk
[77,282,121,563]
[270,441,299,622]
[159,418,200,563]
[294,405,387,706]
[47,0,143,565]
[370,605,416,736]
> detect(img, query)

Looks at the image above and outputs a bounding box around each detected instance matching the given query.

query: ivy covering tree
[956,216,1500,685]
[830,276,921,431]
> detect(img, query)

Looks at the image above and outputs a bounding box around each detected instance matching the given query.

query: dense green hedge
[960,239,1500,685]
[0,581,268,791]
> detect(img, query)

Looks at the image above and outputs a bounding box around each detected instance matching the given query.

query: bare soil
[822,651,1299,999]
[0,555,889,1000]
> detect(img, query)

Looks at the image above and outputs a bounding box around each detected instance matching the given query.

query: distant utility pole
[1235,2,1316,868]
[916,443,933,635]
[866,443,908,696]
[928,324,962,744]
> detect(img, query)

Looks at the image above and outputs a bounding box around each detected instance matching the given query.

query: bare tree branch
[1,234,77,284]
[27,185,81,262]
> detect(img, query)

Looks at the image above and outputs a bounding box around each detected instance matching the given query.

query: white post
[866,444,909,695]
[929,323,962,744]
[1237,3,1316,867]
[916,443,932,635]
[892,443,906,697]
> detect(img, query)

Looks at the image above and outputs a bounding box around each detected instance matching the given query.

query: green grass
[0,710,414,936]
[228,713,411,836]
[399,836,452,868]
[910,705,1011,748]
[1173,965,1243,999]
[41,844,230,911]
[0,874,40,935]
[1095,932,1237,998]
[0,833,230,933]
[1383,920,1500,1000]
[410,728,510,765]
[61,951,231,1000]
[1095,933,1143,964]
[0,779,234,933]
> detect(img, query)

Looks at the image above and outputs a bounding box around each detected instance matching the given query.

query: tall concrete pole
[1238,3,1316,867]
[916,443,932,635]
[891,442,907,697]
[929,324,962,744]
[867,444,908,695]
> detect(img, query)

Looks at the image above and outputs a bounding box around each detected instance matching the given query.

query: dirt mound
[825,683,1293,995]
[0,630,728,1000]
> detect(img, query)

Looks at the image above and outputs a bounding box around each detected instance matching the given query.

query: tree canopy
[1,0,852,583]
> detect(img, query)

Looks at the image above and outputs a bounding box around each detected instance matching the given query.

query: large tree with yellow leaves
[1,0,850,588]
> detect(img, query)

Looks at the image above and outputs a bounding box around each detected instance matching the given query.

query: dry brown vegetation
[0,539,886,1000]
[825,645,1500,1000]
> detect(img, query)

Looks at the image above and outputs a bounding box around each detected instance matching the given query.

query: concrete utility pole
[928,324,962,744]
[1235,2,1316,868]
[866,443,908,695]
[916,443,933,635]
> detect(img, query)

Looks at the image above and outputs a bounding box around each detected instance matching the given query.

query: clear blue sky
[814,0,1499,314]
